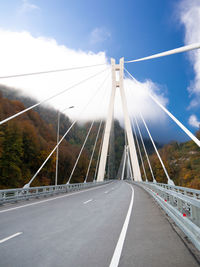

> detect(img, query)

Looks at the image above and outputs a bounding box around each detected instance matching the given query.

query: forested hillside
[0,86,126,189]
[1,85,199,190]
[0,90,106,188]
[142,134,200,189]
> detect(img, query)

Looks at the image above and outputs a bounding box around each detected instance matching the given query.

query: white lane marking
[83,199,93,204]
[0,182,114,214]
[0,232,23,244]
[105,187,115,193]
[109,184,134,267]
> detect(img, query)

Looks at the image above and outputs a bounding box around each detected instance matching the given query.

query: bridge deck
[0,181,198,267]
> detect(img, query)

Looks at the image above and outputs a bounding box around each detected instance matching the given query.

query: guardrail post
[191,206,200,227]
[177,198,182,212]
[36,188,39,198]
[26,189,29,201]
[169,194,174,205]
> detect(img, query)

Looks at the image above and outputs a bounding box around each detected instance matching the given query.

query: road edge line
[109,183,134,267]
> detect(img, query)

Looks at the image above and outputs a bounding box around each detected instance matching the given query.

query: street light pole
[55,106,74,186]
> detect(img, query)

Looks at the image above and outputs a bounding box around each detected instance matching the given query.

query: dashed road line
[0,232,23,244]
[83,199,93,204]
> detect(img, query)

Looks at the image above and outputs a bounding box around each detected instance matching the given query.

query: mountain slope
[0,91,92,188]
[142,136,200,189]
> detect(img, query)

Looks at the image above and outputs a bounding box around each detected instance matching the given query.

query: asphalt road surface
[0,181,199,267]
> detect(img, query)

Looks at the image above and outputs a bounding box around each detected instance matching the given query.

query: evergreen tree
[0,122,23,187]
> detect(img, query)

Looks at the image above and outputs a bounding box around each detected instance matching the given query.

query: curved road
[0,181,198,267]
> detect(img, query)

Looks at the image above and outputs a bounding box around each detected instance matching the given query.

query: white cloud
[188,114,200,128]
[117,78,168,125]
[0,29,168,124]
[179,0,200,108]
[90,27,111,45]
[20,0,40,13]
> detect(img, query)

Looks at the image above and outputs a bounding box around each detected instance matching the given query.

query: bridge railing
[152,182,200,199]
[0,181,111,205]
[134,181,200,251]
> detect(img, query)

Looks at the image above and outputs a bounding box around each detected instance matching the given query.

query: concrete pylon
[96,59,116,182]
[96,58,142,182]
[119,58,141,181]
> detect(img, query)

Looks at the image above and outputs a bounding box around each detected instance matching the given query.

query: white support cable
[67,120,95,184]
[125,68,200,148]
[93,124,105,181]
[134,116,156,183]
[125,146,129,179]
[84,120,103,183]
[125,43,200,63]
[140,112,175,186]
[0,67,109,126]
[121,146,127,181]
[124,129,128,147]
[125,84,150,182]
[148,94,200,147]
[127,148,133,181]
[67,71,111,184]
[85,76,110,183]
[132,118,148,182]
[116,145,126,180]
[93,70,112,182]
[24,70,110,187]
[24,119,77,188]
[0,63,107,79]
[55,106,75,185]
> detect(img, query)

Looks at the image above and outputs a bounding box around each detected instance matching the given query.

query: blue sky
[0,0,200,143]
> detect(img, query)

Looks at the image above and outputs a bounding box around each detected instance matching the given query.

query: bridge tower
[97,58,142,182]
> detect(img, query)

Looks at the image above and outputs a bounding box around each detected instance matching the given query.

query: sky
[0,0,200,143]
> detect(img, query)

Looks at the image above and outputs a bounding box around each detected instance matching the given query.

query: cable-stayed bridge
[1,44,200,267]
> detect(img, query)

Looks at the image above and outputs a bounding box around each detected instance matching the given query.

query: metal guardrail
[153,182,200,199]
[0,181,111,205]
[134,181,200,251]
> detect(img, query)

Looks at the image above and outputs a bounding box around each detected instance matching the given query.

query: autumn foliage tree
[0,93,102,188]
